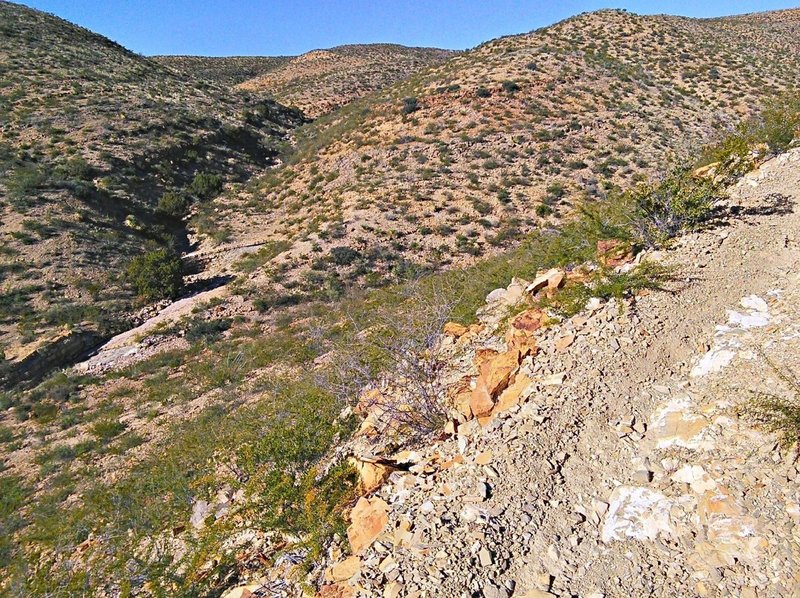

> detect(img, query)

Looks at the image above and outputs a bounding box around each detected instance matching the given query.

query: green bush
[156,191,189,219]
[127,249,184,300]
[476,86,492,98]
[627,168,717,246]
[190,172,223,199]
[502,80,520,94]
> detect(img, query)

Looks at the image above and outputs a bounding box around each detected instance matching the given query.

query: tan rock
[443,321,468,337]
[526,268,564,295]
[518,591,557,598]
[475,451,494,465]
[554,334,575,351]
[325,556,361,583]
[693,161,720,179]
[348,457,393,493]
[493,373,532,413]
[347,497,389,554]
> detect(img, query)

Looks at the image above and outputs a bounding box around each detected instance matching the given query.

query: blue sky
[19,0,798,56]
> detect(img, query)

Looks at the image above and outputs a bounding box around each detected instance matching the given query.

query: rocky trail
[259,149,800,598]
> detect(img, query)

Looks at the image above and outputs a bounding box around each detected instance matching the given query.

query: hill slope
[197,9,800,301]
[235,44,456,117]
[152,55,292,86]
[0,1,303,374]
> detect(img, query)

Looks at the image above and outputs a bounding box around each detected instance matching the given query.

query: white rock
[601,486,674,543]
[671,465,717,493]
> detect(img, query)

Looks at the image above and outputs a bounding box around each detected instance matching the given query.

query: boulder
[347,497,389,554]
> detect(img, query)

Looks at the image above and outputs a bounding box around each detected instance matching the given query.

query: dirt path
[303,149,800,598]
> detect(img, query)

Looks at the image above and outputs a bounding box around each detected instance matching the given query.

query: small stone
[478,547,493,566]
[554,334,575,351]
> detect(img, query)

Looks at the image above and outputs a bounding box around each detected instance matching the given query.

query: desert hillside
[153,55,292,86]
[0,4,799,598]
[236,44,456,117]
[0,1,303,373]
[196,9,800,304]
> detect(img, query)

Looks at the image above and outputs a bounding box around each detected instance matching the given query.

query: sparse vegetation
[126,249,184,300]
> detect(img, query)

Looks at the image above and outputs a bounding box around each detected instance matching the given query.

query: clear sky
[17,0,799,57]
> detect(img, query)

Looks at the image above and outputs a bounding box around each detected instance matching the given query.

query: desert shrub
[321,285,455,440]
[190,172,223,199]
[702,91,800,176]
[502,80,520,94]
[402,97,419,115]
[127,249,184,300]
[743,353,800,448]
[91,418,127,442]
[627,168,717,246]
[476,86,492,98]
[7,163,46,198]
[185,317,231,342]
[156,191,189,219]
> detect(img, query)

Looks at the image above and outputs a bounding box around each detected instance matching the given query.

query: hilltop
[235,44,456,117]
[0,1,303,376]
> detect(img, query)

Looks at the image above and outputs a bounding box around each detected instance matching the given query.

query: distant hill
[235,44,456,117]
[0,1,304,366]
[152,55,292,86]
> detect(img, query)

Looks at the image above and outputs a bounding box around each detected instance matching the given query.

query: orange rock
[441,454,464,469]
[470,378,495,416]
[479,348,521,396]
[493,374,532,413]
[505,326,539,357]
[473,348,499,368]
[597,239,634,268]
[325,556,361,583]
[347,497,389,554]
[443,321,469,337]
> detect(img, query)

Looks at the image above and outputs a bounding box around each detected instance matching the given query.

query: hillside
[1,4,799,597]
[195,9,800,304]
[152,55,292,86]
[0,1,303,378]
[236,44,456,117]
[192,10,800,310]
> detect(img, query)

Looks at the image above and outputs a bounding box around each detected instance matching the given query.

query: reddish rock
[597,239,634,268]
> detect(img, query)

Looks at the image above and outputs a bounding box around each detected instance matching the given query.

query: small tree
[127,248,184,300]
[156,191,189,219]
